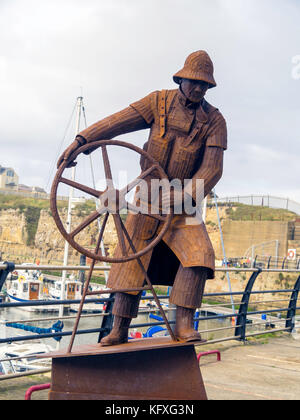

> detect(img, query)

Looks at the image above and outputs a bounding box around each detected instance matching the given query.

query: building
[17,184,47,196]
[0,165,46,197]
[0,166,19,190]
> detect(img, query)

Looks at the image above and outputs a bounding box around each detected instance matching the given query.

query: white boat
[6,266,58,313]
[0,341,53,375]
[49,276,109,313]
[49,275,82,301]
[139,297,158,311]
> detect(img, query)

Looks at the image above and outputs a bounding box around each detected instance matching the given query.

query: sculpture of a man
[58,50,227,346]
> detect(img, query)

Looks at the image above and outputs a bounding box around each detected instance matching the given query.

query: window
[6,170,14,177]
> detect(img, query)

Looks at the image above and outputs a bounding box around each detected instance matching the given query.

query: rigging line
[45,100,77,192]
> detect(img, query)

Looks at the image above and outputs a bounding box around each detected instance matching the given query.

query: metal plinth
[44,337,207,400]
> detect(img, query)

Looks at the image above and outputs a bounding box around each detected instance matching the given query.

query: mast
[58,96,109,324]
[59,97,82,318]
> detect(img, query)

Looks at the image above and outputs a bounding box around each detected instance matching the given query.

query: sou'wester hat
[173,50,217,88]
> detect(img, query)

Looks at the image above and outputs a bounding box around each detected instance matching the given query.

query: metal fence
[0,263,299,381]
[210,195,300,215]
[221,255,300,270]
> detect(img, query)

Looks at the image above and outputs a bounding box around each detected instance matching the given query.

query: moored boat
[6,266,58,313]
[49,275,109,313]
[0,340,53,375]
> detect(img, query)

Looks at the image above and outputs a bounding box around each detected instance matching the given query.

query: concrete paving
[0,334,300,400]
[199,334,300,400]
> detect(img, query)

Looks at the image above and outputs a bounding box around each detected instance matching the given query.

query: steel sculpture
[46,50,227,400]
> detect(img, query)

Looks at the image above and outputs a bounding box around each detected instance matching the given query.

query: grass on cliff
[224,203,296,221]
[0,194,68,246]
[0,194,68,211]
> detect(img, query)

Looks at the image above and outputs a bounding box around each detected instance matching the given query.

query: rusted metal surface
[173,50,217,87]
[67,216,108,353]
[55,51,227,291]
[41,336,204,359]
[51,50,227,348]
[51,140,173,264]
[51,139,177,351]
[43,338,207,400]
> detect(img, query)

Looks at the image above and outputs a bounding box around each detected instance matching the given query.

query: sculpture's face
[180,78,209,103]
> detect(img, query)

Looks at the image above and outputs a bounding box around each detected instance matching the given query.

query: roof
[0,166,15,175]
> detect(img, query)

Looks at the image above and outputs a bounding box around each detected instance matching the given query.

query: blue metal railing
[0,263,300,379]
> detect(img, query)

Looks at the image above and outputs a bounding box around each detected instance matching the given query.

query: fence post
[0,262,15,292]
[235,269,262,341]
[285,275,300,332]
[267,256,272,269]
[253,255,258,268]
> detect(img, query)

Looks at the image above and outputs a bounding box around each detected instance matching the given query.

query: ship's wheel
[51,139,173,264]
[51,139,176,351]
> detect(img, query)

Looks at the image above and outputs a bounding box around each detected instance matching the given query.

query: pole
[275,240,279,269]
[212,189,235,314]
[251,245,255,268]
[202,196,208,223]
[59,97,82,321]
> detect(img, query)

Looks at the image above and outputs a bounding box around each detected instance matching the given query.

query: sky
[1,0,300,202]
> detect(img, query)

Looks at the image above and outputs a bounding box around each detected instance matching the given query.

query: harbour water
[0,305,234,353]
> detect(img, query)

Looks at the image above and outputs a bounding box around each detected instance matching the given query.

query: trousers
[112,266,208,318]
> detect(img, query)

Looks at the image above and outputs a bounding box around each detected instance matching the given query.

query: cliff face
[0,204,298,265]
[204,206,299,260]
[34,209,118,264]
[0,209,27,245]
[1,205,299,300]
[0,208,118,265]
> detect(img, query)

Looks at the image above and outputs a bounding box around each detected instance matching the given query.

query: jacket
[78,89,227,293]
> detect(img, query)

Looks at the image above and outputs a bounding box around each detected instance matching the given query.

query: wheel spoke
[101,146,113,182]
[67,212,109,353]
[94,212,109,256]
[60,177,102,198]
[123,164,159,194]
[70,210,102,238]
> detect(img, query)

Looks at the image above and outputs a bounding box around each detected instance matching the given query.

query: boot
[100,316,131,346]
[175,306,204,342]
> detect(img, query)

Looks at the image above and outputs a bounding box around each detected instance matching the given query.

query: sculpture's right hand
[57,139,81,169]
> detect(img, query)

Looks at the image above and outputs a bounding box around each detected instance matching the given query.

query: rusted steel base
[45,337,207,400]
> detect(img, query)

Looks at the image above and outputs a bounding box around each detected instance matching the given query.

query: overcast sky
[1,0,300,202]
